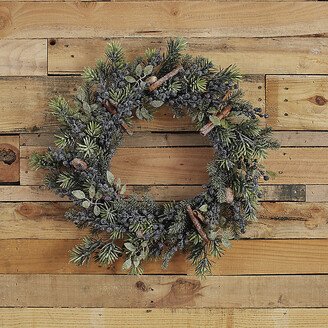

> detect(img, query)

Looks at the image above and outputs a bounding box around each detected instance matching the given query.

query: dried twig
[199,90,233,136]
[149,65,183,92]
[187,205,209,243]
[102,100,133,136]
[199,105,232,136]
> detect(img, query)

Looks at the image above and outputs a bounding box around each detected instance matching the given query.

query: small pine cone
[146,76,158,84]
[71,158,88,170]
[225,187,234,204]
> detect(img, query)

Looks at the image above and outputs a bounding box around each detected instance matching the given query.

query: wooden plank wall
[0,1,328,327]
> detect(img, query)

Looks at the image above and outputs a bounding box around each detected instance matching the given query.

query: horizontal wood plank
[5,200,328,240]
[0,2,328,38]
[0,135,19,183]
[48,37,328,75]
[0,76,263,133]
[266,75,328,130]
[1,239,327,275]
[1,308,328,328]
[20,131,328,148]
[1,274,327,308]
[20,147,328,185]
[0,184,305,203]
[0,39,47,76]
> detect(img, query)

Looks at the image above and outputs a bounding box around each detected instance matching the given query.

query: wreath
[31,39,278,276]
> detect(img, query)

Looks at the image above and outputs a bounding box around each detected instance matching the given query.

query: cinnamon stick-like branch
[149,65,183,92]
[187,205,209,243]
[102,100,133,135]
[199,105,232,136]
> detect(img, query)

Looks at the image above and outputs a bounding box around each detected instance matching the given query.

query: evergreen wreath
[31,39,279,276]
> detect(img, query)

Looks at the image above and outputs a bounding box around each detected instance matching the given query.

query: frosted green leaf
[209,115,222,126]
[124,242,136,252]
[133,258,140,268]
[135,64,143,77]
[122,258,132,270]
[199,204,208,212]
[72,190,86,200]
[83,102,92,112]
[82,200,91,209]
[125,76,136,83]
[120,184,127,195]
[143,65,153,76]
[150,100,164,108]
[106,171,115,184]
[221,236,231,248]
[89,185,96,199]
[93,205,101,216]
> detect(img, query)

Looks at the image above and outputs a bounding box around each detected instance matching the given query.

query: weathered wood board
[0,135,19,183]
[48,37,328,75]
[0,1,328,326]
[1,2,328,38]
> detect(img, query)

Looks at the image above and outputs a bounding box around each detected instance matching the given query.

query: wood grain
[0,39,46,76]
[20,131,328,148]
[266,75,328,130]
[5,200,328,240]
[1,308,328,328]
[1,239,327,275]
[0,76,263,133]
[0,135,19,183]
[1,274,327,308]
[306,185,328,202]
[48,37,328,75]
[0,184,305,203]
[20,147,328,185]
[0,2,328,38]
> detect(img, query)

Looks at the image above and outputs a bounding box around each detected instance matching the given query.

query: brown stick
[102,100,133,136]
[199,105,232,136]
[187,205,209,244]
[149,65,183,92]
[102,100,116,115]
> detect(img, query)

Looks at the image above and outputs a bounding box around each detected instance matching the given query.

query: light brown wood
[6,200,328,240]
[1,239,327,275]
[20,147,328,185]
[266,75,328,130]
[0,76,263,133]
[306,185,328,202]
[263,148,328,185]
[20,131,328,148]
[1,308,328,328]
[0,39,46,76]
[0,184,305,203]
[1,274,328,308]
[1,2,328,38]
[48,37,328,75]
[273,131,328,147]
[0,135,19,183]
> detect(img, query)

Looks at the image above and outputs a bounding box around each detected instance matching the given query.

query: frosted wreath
[31,39,278,276]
